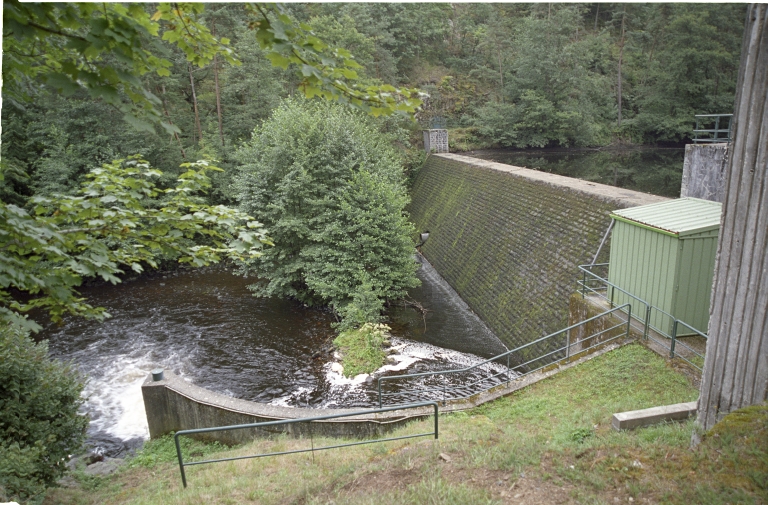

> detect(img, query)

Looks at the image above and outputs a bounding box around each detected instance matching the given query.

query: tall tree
[234,99,419,325]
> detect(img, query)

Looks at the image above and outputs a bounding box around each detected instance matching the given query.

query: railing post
[694,116,700,143]
[174,433,188,489]
[442,375,447,404]
[610,285,615,307]
[506,354,510,385]
[309,421,315,464]
[643,305,651,340]
[626,305,632,339]
[670,320,678,359]
[565,329,571,361]
[581,269,587,298]
[434,403,439,439]
[715,115,721,141]
[378,378,383,408]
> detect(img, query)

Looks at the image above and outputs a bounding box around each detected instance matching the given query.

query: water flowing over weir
[40,255,507,456]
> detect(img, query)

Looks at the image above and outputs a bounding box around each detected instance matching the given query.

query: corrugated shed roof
[611,198,722,237]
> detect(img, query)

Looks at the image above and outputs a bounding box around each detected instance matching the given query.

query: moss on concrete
[409,155,626,350]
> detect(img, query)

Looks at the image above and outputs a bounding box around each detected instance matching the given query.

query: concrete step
[612,401,698,431]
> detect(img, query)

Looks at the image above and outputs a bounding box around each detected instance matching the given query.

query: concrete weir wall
[409,153,666,349]
[142,371,434,443]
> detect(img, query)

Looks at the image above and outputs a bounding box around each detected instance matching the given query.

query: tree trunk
[697,3,768,433]
[213,21,224,147]
[617,7,626,128]
[159,85,186,159]
[188,63,202,144]
[497,48,504,102]
[594,3,600,31]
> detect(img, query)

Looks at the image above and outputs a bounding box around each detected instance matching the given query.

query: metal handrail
[578,263,655,339]
[174,402,439,488]
[578,263,707,370]
[693,113,733,144]
[669,320,708,371]
[378,304,632,407]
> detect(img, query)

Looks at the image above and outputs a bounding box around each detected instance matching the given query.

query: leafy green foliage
[2,1,236,135]
[334,279,385,333]
[246,4,423,117]
[3,1,422,145]
[0,323,87,504]
[0,157,270,332]
[333,323,390,377]
[627,4,745,142]
[473,6,613,148]
[235,98,419,324]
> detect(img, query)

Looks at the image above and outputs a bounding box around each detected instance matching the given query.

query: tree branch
[25,21,88,43]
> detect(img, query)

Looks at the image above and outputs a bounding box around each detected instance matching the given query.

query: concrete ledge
[612,401,698,431]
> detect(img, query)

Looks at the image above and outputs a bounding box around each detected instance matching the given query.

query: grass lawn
[46,344,767,505]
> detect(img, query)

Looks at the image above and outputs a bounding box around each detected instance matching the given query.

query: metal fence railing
[578,264,707,371]
[693,114,733,144]
[378,304,632,407]
[174,402,439,488]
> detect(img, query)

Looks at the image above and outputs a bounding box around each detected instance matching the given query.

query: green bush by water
[333,323,389,378]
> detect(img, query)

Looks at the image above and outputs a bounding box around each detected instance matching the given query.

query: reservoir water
[465,146,685,197]
[40,256,507,456]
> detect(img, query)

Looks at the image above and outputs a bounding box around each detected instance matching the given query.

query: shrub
[0,323,87,504]
[333,323,390,378]
[234,98,420,326]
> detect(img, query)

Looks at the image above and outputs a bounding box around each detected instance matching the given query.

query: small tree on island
[235,98,420,332]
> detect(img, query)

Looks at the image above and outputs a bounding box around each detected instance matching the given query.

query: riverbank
[45,344,768,504]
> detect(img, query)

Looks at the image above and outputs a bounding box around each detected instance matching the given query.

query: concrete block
[612,401,697,431]
[681,143,727,202]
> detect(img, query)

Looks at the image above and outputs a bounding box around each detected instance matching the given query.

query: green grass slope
[46,344,767,505]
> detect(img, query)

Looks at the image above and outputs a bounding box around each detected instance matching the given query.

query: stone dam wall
[409,153,667,350]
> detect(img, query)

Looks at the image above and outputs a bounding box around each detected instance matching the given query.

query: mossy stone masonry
[409,153,666,350]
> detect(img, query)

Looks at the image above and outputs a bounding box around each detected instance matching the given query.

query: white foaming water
[269,386,315,407]
[82,349,193,442]
[321,336,509,403]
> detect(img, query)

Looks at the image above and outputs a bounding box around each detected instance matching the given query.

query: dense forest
[1,3,746,207]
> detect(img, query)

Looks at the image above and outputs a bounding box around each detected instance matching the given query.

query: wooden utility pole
[697,4,768,432]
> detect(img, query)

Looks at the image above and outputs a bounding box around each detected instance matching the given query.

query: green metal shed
[607,197,722,335]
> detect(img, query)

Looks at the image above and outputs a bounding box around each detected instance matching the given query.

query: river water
[465,146,685,197]
[40,256,507,456]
